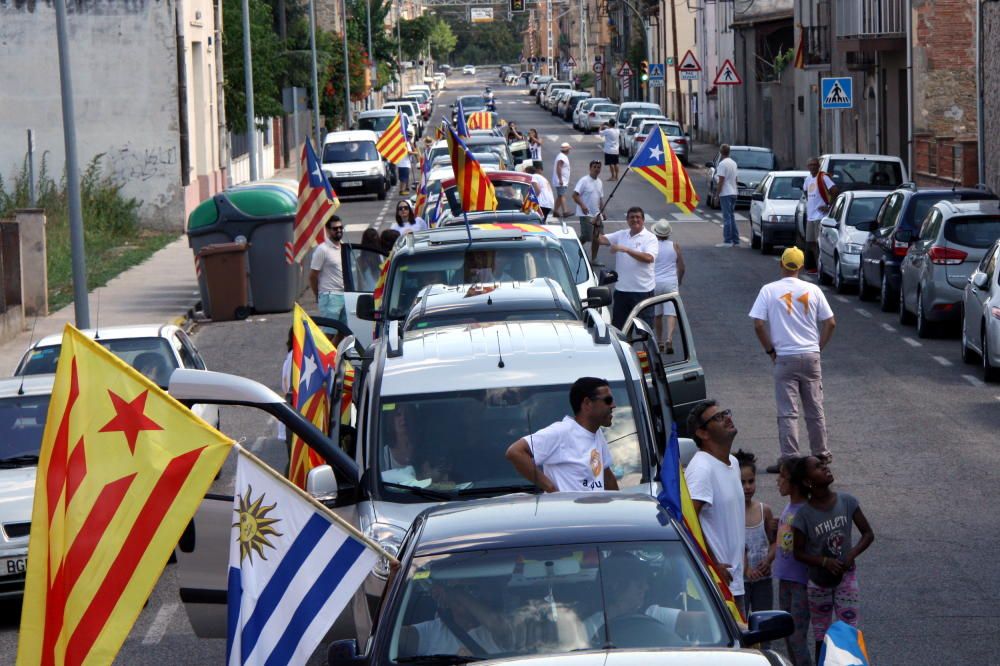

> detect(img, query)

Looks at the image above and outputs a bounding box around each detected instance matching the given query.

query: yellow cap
[781,247,805,270]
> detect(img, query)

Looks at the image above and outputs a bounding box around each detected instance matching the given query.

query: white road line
[834,295,850,303]
[881,323,896,333]
[249,435,269,453]
[739,236,750,243]
[933,355,953,366]
[995,395,1000,402]
[142,602,179,645]
[854,307,872,318]
[902,337,922,347]
[962,374,985,387]
[546,134,560,141]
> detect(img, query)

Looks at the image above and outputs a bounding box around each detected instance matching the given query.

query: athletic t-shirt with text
[748,277,834,355]
[526,416,613,492]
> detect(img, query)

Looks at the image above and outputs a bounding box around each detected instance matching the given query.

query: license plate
[342,181,363,188]
[739,189,754,197]
[1,555,27,577]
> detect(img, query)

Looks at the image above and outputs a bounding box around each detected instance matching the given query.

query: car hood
[0,466,37,532]
[736,168,770,186]
[842,228,869,244]
[480,649,776,665]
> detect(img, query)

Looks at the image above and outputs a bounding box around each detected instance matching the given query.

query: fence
[835,0,906,39]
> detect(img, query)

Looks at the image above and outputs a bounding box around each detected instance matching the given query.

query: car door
[968,247,997,346]
[904,209,942,310]
[871,192,903,280]
[820,195,845,266]
[750,175,770,233]
[341,243,388,349]
[171,331,219,429]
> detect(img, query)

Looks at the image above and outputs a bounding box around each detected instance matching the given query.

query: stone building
[983,1,1000,193]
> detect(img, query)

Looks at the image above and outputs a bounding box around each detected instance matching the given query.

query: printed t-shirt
[792,492,860,587]
[527,416,613,492]
[748,277,834,355]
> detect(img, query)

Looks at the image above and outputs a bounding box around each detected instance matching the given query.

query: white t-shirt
[552,153,571,188]
[531,173,555,208]
[715,157,739,197]
[573,175,604,217]
[605,228,659,293]
[748,277,835,355]
[654,239,678,285]
[803,172,836,221]
[584,605,681,641]
[412,617,501,656]
[685,451,746,596]
[390,217,429,235]
[600,127,620,154]
[309,239,344,293]
[527,416,613,492]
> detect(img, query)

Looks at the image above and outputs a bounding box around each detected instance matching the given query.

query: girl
[735,450,776,620]
[528,128,543,169]
[774,457,813,666]
[390,201,428,235]
[506,123,524,143]
[651,220,685,354]
[791,456,874,663]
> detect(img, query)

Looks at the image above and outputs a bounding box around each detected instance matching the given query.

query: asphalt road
[3,70,999,665]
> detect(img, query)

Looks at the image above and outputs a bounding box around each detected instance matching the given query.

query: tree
[399,15,434,61]
[222,0,286,132]
[428,18,457,62]
[445,14,526,65]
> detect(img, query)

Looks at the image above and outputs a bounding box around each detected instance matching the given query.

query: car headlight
[767,215,793,224]
[843,243,863,254]
[363,522,406,579]
[368,165,382,176]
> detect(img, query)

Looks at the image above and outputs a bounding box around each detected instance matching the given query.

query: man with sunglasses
[684,399,746,607]
[506,377,620,493]
[309,215,346,324]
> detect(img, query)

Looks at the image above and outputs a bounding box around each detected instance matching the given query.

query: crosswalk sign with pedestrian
[648,63,665,80]
[821,77,853,109]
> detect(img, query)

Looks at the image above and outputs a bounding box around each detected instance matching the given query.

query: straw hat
[652,219,673,239]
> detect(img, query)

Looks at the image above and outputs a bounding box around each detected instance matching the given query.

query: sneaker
[730,242,739,247]
[714,242,731,248]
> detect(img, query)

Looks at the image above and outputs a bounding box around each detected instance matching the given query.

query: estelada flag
[375,114,410,166]
[17,325,234,665]
[628,127,700,213]
[288,304,338,489]
[445,123,498,213]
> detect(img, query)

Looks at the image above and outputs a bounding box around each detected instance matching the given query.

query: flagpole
[596,166,631,219]
[235,444,401,565]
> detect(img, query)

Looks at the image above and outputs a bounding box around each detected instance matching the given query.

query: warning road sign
[713,59,742,85]
[678,49,701,72]
[821,77,853,109]
[618,62,634,78]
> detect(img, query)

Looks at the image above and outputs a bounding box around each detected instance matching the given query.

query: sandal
[657,342,666,353]
[666,342,674,354]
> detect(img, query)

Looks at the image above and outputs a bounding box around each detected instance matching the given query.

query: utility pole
[366,0,376,108]
[308,0,322,146]
[669,0,682,125]
[53,0,89,328]
[342,0,352,128]
[241,0,258,180]
[397,0,403,93]
[546,0,553,76]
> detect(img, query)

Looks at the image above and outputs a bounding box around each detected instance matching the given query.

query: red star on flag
[99,390,163,454]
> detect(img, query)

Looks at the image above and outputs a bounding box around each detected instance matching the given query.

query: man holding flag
[288,139,340,266]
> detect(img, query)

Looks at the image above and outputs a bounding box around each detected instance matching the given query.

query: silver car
[573,97,609,129]
[580,103,619,133]
[899,199,1000,337]
[630,119,689,164]
[961,238,1000,381]
[622,114,667,158]
[818,190,890,293]
[749,171,807,253]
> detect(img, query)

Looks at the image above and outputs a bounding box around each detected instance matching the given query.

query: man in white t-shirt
[572,160,604,247]
[714,144,740,247]
[749,247,836,471]
[506,377,620,492]
[309,216,346,325]
[597,206,659,329]
[551,143,572,218]
[684,399,746,603]
[801,157,839,272]
[599,120,621,181]
[401,581,505,658]
[525,165,555,222]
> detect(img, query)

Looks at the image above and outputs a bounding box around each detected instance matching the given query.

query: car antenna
[18,312,39,396]
[496,330,505,368]
[94,289,101,340]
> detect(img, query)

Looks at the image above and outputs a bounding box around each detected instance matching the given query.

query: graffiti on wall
[107,143,178,183]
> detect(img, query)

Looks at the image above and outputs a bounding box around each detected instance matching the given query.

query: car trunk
[944,216,1000,288]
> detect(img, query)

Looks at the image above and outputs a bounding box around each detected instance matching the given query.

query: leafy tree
[446,14,526,65]
[399,15,434,61]
[222,0,286,132]
[428,18,457,62]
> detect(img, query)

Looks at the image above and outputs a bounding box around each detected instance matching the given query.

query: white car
[463,64,476,75]
[432,72,446,90]
[818,190,891,293]
[614,102,661,153]
[961,238,1000,381]
[748,170,808,254]
[573,97,610,130]
[544,220,613,323]
[321,129,391,200]
[622,114,667,158]
[580,102,620,133]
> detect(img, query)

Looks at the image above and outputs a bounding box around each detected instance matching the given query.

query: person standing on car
[599,119,621,181]
[506,377,620,493]
[714,144,740,247]
[551,143,572,219]
[800,158,838,273]
[749,247,836,473]
[309,216,346,323]
[597,206,658,330]
[573,160,604,248]
[525,165,555,222]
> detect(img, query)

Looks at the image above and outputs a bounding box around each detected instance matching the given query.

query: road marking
[854,307,872,318]
[345,222,373,232]
[739,236,749,243]
[995,395,1000,402]
[962,374,985,387]
[142,602,179,645]
[932,355,953,367]
[547,134,560,141]
[902,337,922,348]
[881,323,895,333]
[834,295,850,303]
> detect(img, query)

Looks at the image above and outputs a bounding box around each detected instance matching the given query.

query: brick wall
[912,0,977,139]
[984,4,1000,194]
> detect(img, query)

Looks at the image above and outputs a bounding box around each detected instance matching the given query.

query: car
[402,92,432,120]
[748,171,807,254]
[463,64,477,75]
[0,374,55,598]
[705,146,776,208]
[855,187,996,311]
[558,91,591,120]
[614,102,661,151]
[451,94,488,123]
[572,97,610,130]
[817,190,891,293]
[382,100,423,134]
[630,120,688,164]
[539,81,572,108]
[546,89,572,113]
[580,103,619,134]
[622,114,668,158]
[432,72,446,90]
[898,199,1000,337]
[355,109,415,141]
[326,494,794,665]
[461,135,516,170]
[321,129,391,200]
[961,239,1000,380]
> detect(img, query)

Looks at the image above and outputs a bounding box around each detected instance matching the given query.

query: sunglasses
[589,394,615,405]
[700,409,732,428]
[328,226,344,232]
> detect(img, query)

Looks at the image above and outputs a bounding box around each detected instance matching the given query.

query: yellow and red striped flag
[372,249,393,312]
[794,25,806,69]
[445,123,498,213]
[375,114,410,165]
[628,127,699,213]
[466,111,494,130]
[289,139,340,264]
[17,325,233,665]
[288,304,338,489]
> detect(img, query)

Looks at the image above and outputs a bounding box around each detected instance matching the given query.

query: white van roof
[323,129,378,145]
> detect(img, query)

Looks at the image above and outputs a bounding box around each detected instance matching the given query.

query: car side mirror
[821,217,837,228]
[855,220,875,232]
[741,610,795,645]
[973,272,989,289]
[356,294,376,321]
[305,465,338,504]
[585,286,612,309]
[894,228,915,244]
[751,192,764,201]
[599,269,619,286]
[328,638,366,665]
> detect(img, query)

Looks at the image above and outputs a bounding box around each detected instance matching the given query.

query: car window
[879,193,903,230]
[323,141,380,163]
[768,176,803,200]
[386,541,726,662]
[755,175,770,195]
[0,393,51,460]
[593,104,618,113]
[829,196,846,221]
[944,216,1000,248]
[919,209,943,241]
[174,331,200,369]
[728,149,775,170]
[846,197,885,227]
[444,180,533,216]
[407,309,577,331]
[18,337,178,379]
[980,245,998,281]
[827,159,903,187]
[559,238,590,285]
[359,116,395,133]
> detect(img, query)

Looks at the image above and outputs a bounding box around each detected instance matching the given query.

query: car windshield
[376,381,645,499]
[358,116,395,132]
[323,141,380,163]
[729,150,775,170]
[620,106,659,124]
[846,198,886,227]
[444,180,532,215]
[768,176,804,200]
[827,159,902,187]
[460,97,487,110]
[641,124,682,137]
[905,194,996,229]
[18,337,178,386]
[944,217,1000,248]
[0,393,51,462]
[386,247,580,319]
[385,541,726,663]
[594,104,618,114]
[559,238,589,285]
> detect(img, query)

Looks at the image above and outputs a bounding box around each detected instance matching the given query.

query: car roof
[904,187,996,199]
[322,129,378,143]
[477,648,776,665]
[439,212,546,228]
[382,321,625,396]
[724,145,773,153]
[439,171,532,188]
[31,324,180,349]
[0,374,55,398]
[619,102,659,108]
[407,279,576,322]
[822,153,904,161]
[412,494,678,556]
[843,190,892,199]
[358,109,396,117]
[934,199,1000,215]
[766,170,808,177]
[464,135,507,145]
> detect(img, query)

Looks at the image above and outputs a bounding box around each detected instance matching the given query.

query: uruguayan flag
[227,447,378,665]
[819,621,870,666]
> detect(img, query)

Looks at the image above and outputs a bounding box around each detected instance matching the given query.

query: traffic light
[510,0,525,12]
[640,60,649,82]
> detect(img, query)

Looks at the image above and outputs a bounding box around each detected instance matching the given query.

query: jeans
[318,291,347,324]
[721,195,739,244]
[612,289,654,330]
[778,580,814,666]
[773,352,829,460]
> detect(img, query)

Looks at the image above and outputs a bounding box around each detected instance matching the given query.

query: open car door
[341,242,388,349]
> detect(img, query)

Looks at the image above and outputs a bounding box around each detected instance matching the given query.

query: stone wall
[983,3,1000,193]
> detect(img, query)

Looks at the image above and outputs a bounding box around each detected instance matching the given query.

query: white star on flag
[301,353,317,386]
[311,163,324,183]
[648,146,664,161]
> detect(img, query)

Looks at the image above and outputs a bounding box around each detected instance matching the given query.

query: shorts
[806,218,821,243]
[555,185,567,197]
[578,216,594,243]
[604,153,619,166]
[318,291,347,324]
[654,282,678,316]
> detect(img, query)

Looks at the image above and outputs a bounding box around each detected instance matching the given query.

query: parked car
[961,238,1000,381]
[898,199,1000,336]
[558,91,591,120]
[817,190,891,293]
[321,130,391,200]
[621,114,667,158]
[355,109,414,141]
[461,135,515,169]
[528,75,553,95]
[540,80,572,107]
[432,72,446,90]
[463,64,477,75]
[451,94,488,123]
[706,146,776,208]
[748,171,806,254]
[544,85,573,111]
[856,187,996,311]
[614,102,661,152]
[402,92,432,120]
[573,97,610,130]
[382,100,423,135]
[630,120,688,164]
[326,494,794,664]
[580,103,619,134]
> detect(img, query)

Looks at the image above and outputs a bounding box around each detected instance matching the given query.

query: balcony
[802,24,830,67]
[836,0,905,51]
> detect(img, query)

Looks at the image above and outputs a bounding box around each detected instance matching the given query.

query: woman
[390,201,428,235]
[358,227,383,286]
[506,123,523,143]
[651,219,685,354]
[527,128,543,169]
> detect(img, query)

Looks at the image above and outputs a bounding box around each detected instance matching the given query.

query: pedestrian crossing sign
[648,63,665,80]
[821,77,853,109]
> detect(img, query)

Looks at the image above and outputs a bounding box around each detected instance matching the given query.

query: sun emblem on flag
[234,485,283,564]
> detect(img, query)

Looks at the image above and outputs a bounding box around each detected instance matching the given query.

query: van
[321,130,390,201]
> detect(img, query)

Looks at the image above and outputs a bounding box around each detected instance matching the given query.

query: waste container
[187,180,300,315]
[198,242,251,321]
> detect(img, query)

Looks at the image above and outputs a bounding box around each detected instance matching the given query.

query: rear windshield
[730,149,775,170]
[358,116,394,132]
[593,104,618,114]
[323,141,380,163]
[827,159,902,188]
[944,217,1000,248]
[620,106,660,124]
[641,124,682,137]
[846,198,886,227]
[905,194,996,230]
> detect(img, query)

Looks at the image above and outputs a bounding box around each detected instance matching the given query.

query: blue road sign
[821,77,853,109]
[648,63,665,80]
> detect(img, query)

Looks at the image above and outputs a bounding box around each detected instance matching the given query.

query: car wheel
[961,316,977,364]
[818,253,833,285]
[834,256,848,294]
[750,227,761,250]
[984,327,1000,382]
[761,236,774,254]
[879,270,897,312]
[898,284,915,325]
[377,181,387,201]
[858,265,875,301]
[916,290,934,338]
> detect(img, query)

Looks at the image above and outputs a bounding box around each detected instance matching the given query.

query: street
[3,72,999,665]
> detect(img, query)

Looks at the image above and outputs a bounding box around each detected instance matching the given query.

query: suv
[540,81,572,108]
[856,187,996,311]
[614,102,661,152]
[898,199,1000,336]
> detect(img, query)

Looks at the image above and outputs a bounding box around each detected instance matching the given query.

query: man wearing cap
[749,247,837,472]
[598,206,658,330]
[551,143,572,218]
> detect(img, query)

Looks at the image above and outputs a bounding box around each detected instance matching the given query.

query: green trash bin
[187,180,300,314]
